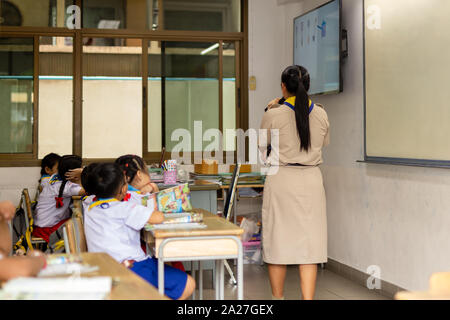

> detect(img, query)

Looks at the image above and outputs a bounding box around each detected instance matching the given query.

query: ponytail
[281,65,311,152]
[54,155,82,209]
[294,81,311,152]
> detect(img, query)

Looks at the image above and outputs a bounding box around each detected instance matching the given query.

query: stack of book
[221,172,266,186]
[189,172,223,185]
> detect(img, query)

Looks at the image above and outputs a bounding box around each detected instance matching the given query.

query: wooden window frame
[0,0,248,167]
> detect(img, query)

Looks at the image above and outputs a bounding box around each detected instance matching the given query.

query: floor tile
[193,263,389,300]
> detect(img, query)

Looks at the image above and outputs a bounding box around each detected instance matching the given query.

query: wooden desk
[143,209,244,300]
[52,252,168,300]
[395,272,450,300]
[395,291,450,300]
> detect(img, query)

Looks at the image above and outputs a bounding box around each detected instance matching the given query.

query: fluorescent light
[201,43,219,55]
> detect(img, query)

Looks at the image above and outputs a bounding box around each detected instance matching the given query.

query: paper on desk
[2,277,112,300]
[38,263,99,277]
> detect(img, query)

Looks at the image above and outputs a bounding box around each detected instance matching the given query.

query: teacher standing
[259,65,330,300]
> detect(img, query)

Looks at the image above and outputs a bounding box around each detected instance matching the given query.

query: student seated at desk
[39,153,61,189]
[0,201,46,281]
[79,163,100,214]
[115,155,185,272]
[115,154,159,203]
[83,163,195,300]
[34,155,85,243]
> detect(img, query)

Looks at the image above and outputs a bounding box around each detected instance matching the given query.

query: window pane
[83,0,152,30]
[162,0,241,32]
[82,38,142,158]
[0,0,75,28]
[38,36,73,158]
[0,37,34,154]
[148,40,162,152]
[223,42,236,151]
[163,42,219,152]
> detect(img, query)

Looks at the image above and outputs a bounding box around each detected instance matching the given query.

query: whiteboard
[364,0,450,166]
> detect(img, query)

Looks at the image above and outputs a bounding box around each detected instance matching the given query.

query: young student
[33,155,85,243]
[115,154,159,204]
[0,201,46,281]
[83,163,195,300]
[80,163,99,215]
[39,153,61,189]
[115,155,185,272]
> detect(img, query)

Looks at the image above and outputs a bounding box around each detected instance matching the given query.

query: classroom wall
[249,0,450,291]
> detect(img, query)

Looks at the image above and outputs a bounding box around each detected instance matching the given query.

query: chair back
[63,216,87,254]
[224,163,241,221]
[73,215,87,252]
[21,189,33,228]
[63,219,77,254]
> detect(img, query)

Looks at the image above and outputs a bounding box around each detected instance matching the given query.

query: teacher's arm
[323,113,330,147]
[258,112,272,160]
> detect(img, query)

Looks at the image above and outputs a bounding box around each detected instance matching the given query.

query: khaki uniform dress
[259,100,330,265]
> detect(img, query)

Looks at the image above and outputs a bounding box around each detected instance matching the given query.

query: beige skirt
[262,166,327,265]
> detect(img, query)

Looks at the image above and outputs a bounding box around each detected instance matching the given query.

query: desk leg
[237,245,243,300]
[158,257,165,296]
[215,260,220,300]
[191,261,196,300]
[219,260,225,300]
[199,261,203,300]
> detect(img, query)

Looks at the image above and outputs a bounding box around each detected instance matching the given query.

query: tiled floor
[199,264,390,300]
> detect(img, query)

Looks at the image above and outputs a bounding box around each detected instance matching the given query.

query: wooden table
[51,252,168,300]
[142,209,244,300]
[395,272,450,300]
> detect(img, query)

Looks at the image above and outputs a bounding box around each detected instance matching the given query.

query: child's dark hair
[85,163,125,199]
[55,155,82,208]
[40,153,61,176]
[81,163,99,196]
[115,155,147,184]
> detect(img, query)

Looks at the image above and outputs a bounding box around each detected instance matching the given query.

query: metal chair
[222,163,241,285]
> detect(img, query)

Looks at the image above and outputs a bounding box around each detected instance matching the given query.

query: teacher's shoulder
[312,102,329,126]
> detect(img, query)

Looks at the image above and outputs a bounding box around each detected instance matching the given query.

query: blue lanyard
[127,184,140,192]
[284,101,315,114]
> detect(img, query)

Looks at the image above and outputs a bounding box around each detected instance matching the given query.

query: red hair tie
[123,193,131,202]
[55,197,64,208]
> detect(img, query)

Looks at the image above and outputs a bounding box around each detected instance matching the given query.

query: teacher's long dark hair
[281,65,311,152]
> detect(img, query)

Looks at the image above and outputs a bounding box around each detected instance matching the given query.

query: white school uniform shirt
[126,185,156,212]
[34,174,82,228]
[81,195,96,216]
[84,199,153,263]
[39,174,51,189]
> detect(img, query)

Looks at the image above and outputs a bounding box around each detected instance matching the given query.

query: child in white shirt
[34,155,85,243]
[115,155,186,272]
[39,153,61,189]
[115,154,159,204]
[83,163,195,300]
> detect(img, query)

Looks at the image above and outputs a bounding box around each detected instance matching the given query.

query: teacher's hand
[267,98,281,110]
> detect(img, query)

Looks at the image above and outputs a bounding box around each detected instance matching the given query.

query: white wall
[248,0,303,129]
[249,0,450,291]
